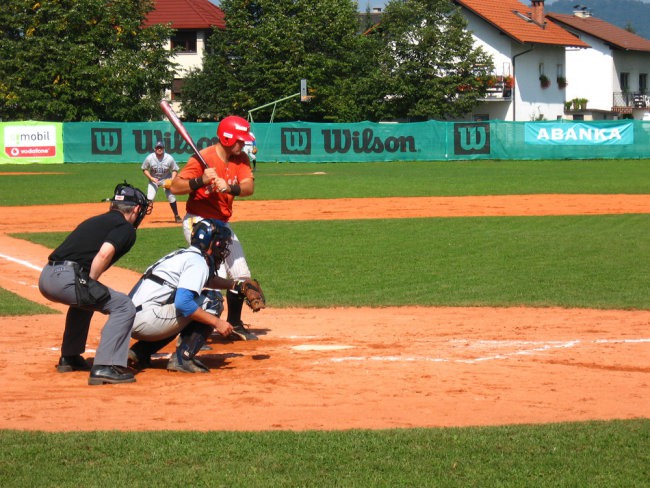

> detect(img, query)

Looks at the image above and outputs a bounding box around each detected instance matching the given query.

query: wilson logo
[322,129,416,154]
[91,128,122,155]
[281,128,311,154]
[132,130,218,155]
[453,123,490,155]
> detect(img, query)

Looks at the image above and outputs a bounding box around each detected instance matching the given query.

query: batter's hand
[214,177,228,193]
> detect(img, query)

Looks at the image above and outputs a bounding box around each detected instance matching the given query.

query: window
[171,79,184,100]
[171,30,197,53]
[620,72,630,91]
[640,73,648,93]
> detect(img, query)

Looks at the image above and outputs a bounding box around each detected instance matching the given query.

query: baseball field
[0,160,649,485]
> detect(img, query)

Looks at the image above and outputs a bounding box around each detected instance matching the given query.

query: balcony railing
[613,91,649,109]
[478,78,512,101]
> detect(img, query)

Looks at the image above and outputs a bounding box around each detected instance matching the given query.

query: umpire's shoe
[167,353,209,373]
[57,355,91,373]
[230,321,259,341]
[88,365,136,385]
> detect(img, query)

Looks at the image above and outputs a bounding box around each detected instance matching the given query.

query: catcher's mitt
[235,278,266,312]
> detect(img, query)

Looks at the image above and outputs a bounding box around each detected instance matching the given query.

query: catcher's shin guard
[167,322,212,373]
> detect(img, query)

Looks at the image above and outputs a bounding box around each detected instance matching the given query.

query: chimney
[530,0,545,25]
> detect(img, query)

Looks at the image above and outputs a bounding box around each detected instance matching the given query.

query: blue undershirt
[175,288,198,317]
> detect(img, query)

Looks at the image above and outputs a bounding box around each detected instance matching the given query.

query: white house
[547,8,650,120]
[454,0,589,121]
[144,0,225,114]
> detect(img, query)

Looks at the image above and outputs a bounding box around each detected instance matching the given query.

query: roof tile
[456,0,589,47]
[546,13,650,52]
[144,0,225,30]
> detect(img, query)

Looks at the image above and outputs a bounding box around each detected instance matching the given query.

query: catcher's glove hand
[160,179,172,189]
[235,278,266,312]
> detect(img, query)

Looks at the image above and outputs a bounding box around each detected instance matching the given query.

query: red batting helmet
[217,116,254,147]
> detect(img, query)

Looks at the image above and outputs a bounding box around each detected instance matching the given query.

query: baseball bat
[159,100,209,169]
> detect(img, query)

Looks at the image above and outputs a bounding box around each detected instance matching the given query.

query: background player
[169,116,259,341]
[142,140,182,223]
[242,131,257,171]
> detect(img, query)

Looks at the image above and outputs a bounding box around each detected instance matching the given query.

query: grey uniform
[129,247,223,342]
[141,151,179,202]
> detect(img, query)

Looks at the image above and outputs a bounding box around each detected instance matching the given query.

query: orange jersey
[179,146,253,222]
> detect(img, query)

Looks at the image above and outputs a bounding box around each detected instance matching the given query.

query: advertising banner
[9,119,650,164]
[63,121,219,163]
[524,122,634,145]
[0,121,63,164]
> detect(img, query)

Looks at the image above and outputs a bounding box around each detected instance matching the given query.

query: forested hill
[547,0,650,40]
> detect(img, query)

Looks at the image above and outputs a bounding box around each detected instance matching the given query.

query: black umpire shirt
[49,210,137,272]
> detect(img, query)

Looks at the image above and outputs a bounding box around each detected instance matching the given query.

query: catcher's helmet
[109,181,152,228]
[217,116,254,147]
[191,219,232,262]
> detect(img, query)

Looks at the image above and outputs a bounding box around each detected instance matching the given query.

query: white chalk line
[317,338,650,365]
[0,253,41,272]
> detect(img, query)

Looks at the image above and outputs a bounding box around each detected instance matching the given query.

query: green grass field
[1,161,649,486]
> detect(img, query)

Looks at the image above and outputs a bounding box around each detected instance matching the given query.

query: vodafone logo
[5,146,56,157]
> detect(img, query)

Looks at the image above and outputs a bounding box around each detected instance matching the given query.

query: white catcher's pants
[182,213,251,280]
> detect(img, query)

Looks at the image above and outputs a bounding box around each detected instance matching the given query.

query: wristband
[188,177,205,191]
[229,183,241,196]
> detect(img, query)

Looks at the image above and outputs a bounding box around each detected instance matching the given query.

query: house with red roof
[144,0,225,112]
[454,0,589,121]
[547,8,650,120]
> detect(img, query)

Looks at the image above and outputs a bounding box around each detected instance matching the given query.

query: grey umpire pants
[38,263,136,367]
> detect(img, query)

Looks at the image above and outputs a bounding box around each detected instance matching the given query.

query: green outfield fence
[2,119,650,164]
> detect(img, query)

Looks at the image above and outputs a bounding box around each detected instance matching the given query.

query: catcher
[128,219,265,373]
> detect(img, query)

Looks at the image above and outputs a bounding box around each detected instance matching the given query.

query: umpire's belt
[48,260,78,268]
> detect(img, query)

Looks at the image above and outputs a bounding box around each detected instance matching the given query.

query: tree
[0,0,174,121]
[181,0,365,122]
[369,0,494,120]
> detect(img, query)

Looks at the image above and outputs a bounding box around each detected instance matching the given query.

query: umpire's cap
[108,181,152,228]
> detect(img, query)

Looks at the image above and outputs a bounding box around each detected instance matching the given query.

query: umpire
[38,182,152,385]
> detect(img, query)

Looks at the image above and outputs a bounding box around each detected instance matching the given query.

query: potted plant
[557,76,567,89]
[564,101,572,111]
[539,74,551,88]
[578,98,588,110]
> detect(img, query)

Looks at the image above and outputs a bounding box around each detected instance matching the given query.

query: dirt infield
[0,195,648,431]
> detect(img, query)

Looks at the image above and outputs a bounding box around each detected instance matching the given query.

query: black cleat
[56,355,91,373]
[229,321,259,341]
[88,365,136,385]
